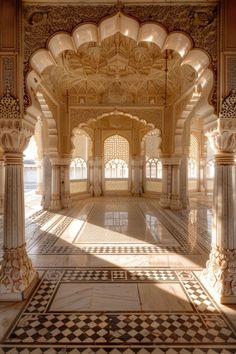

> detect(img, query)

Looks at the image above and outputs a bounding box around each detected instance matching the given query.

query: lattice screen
[104,134,129,163]
[189,134,199,160]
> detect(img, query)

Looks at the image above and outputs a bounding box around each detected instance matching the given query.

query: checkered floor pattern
[6,313,236,344]
[62,269,177,282]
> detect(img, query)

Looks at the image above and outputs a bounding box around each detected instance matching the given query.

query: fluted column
[49,159,61,210]
[179,154,189,208]
[88,159,94,196]
[201,91,236,304]
[0,157,4,214]
[199,157,206,192]
[35,158,43,195]
[131,156,143,195]
[60,159,71,209]
[159,161,170,208]
[170,161,182,210]
[94,157,102,196]
[159,157,182,210]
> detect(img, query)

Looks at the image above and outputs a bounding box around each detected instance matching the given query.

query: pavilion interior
[0,1,236,353]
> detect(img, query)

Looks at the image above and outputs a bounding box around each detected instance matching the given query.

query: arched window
[206,160,215,178]
[104,135,129,179]
[146,158,162,179]
[188,158,197,178]
[70,157,87,180]
[188,134,199,178]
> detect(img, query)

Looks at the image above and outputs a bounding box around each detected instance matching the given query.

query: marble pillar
[0,142,38,301]
[60,160,71,209]
[159,157,182,210]
[179,155,189,208]
[159,162,170,208]
[0,157,4,214]
[49,160,61,210]
[199,157,206,192]
[131,157,143,195]
[35,159,43,195]
[93,157,102,196]
[201,130,236,304]
[88,159,94,196]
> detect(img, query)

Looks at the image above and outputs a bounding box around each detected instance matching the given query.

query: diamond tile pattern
[7,313,236,344]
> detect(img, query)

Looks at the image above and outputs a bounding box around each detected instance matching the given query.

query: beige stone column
[88,159,94,196]
[35,158,43,195]
[94,157,102,196]
[131,156,143,195]
[159,157,182,210]
[0,157,4,214]
[60,159,71,209]
[201,92,236,303]
[49,159,62,210]
[159,161,171,208]
[0,92,38,300]
[199,157,206,192]
[179,154,189,208]
[170,160,182,211]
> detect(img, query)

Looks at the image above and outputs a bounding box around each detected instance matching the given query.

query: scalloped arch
[28,12,211,82]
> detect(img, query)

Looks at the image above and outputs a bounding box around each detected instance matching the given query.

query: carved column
[159,157,182,210]
[201,92,236,303]
[0,92,38,300]
[170,160,182,211]
[49,159,62,210]
[199,157,206,192]
[88,159,94,196]
[179,154,189,208]
[159,161,171,208]
[35,158,43,195]
[0,157,4,213]
[94,157,102,196]
[60,159,71,209]
[131,156,143,195]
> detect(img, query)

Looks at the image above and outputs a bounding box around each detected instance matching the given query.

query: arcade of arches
[0,0,236,352]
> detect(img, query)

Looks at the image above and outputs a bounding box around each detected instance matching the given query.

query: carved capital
[202,246,236,301]
[50,157,71,166]
[207,130,236,154]
[0,130,31,153]
[0,244,38,296]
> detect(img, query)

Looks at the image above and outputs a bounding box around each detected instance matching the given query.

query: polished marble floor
[0,194,235,353]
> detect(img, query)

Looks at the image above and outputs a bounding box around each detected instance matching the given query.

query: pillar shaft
[201,126,236,304]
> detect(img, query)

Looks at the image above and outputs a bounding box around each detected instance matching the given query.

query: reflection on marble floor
[0,195,236,353]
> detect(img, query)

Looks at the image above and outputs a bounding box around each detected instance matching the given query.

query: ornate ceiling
[41,33,196,106]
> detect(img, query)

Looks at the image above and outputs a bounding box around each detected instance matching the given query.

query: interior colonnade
[0,0,235,312]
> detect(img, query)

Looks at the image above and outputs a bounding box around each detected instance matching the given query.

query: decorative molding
[0,89,20,120]
[23,4,218,110]
[202,246,236,298]
[2,57,15,94]
[0,244,38,295]
[220,89,236,119]
[207,130,236,154]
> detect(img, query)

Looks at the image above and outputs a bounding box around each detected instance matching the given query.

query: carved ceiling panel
[23,4,218,110]
[41,33,196,106]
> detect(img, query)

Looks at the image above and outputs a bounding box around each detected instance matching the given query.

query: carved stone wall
[23,4,218,110]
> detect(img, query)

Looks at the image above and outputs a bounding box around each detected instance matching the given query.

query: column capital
[0,91,32,153]
[50,157,71,166]
[159,156,182,166]
[207,130,236,154]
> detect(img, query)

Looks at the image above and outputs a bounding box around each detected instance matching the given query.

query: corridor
[0,195,235,353]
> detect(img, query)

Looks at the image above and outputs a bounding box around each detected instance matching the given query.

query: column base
[170,195,182,211]
[0,245,39,301]
[62,194,72,208]
[159,193,171,208]
[49,195,62,211]
[200,246,236,304]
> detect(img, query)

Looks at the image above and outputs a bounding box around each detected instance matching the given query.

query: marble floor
[0,194,236,353]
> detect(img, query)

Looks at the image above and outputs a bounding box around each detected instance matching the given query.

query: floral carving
[0,90,21,120]
[0,244,38,294]
[202,246,236,297]
[220,89,236,119]
[207,130,236,154]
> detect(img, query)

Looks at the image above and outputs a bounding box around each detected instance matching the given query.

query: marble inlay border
[2,269,235,350]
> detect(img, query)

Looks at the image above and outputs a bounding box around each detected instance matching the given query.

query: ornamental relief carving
[23,4,218,110]
[70,108,162,132]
